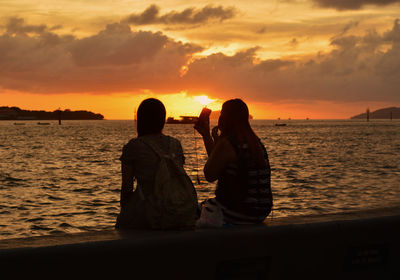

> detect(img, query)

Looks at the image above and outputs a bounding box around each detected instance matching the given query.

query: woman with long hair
[116,98,198,229]
[195,99,273,225]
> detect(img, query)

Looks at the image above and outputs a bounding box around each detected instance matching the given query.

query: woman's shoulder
[215,136,237,155]
[122,137,145,153]
[124,134,182,151]
[166,135,182,145]
[163,135,183,154]
[143,134,182,146]
[222,136,241,152]
[124,137,142,147]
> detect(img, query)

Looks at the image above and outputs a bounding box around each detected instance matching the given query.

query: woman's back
[215,136,273,223]
[120,134,184,195]
[117,98,198,230]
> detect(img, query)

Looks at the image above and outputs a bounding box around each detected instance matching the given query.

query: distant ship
[166,116,198,124]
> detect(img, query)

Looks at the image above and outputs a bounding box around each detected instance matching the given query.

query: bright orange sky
[1,1,400,119]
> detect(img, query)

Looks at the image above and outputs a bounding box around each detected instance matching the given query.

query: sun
[194,95,214,106]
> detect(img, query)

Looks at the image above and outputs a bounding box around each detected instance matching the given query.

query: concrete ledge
[1,207,399,279]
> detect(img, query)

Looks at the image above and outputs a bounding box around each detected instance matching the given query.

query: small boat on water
[166,116,198,124]
[275,123,287,126]
[37,122,50,125]
[13,123,25,125]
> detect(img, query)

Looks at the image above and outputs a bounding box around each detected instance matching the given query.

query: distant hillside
[351,107,400,119]
[0,106,104,120]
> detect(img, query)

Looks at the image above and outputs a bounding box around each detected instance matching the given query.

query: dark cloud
[289,38,298,47]
[254,59,294,72]
[0,17,202,93]
[384,19,400,42]
[256,26,267,34]
[312,0,400,10]
[125,4,236,25]
[340,21,359,35]
[0,17,399,105]
[4,17,47,35]
[181,19,400,103]
[69,23,168,67]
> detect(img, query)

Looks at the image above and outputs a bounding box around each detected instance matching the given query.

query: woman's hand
[194,119,215,156]
[194,119,210,138]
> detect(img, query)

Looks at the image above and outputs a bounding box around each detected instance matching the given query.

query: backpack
[137,136,199,230]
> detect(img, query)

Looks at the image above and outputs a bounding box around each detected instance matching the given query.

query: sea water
[0,119,399,239]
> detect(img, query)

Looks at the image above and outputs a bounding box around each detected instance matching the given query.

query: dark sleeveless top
[215,137,273,222]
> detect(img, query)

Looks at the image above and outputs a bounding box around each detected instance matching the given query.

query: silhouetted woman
[116,98,197,229]
[195,99,273,224]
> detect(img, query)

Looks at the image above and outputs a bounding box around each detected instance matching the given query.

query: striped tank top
[215,137,273,223]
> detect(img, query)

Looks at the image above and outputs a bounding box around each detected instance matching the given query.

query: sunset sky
[1,0,400,119]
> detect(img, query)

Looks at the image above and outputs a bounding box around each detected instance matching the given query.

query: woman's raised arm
[203,137,237,182]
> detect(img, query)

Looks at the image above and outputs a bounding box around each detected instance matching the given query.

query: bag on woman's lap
[196,199,224,228]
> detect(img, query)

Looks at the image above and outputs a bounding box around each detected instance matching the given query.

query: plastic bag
[196,199,224,228]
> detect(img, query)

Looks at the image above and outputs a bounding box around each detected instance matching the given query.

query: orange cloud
[181,19,400,104]
[1,17,400,107]
[0,18,202,94]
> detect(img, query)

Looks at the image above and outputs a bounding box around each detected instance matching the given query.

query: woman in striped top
[195,99,273,225]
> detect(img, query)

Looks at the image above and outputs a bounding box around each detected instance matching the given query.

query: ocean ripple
[0,119,399,239]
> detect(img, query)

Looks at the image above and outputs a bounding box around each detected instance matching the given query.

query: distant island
[351,107,400,119]
[0,106,104,120]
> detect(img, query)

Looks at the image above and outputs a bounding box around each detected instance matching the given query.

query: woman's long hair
[136,98,166,137]
[218,99,266,167]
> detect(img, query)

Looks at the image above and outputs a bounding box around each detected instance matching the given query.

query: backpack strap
[139,136,186,171]
[139,136,171,160]
[134,136,171,201]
